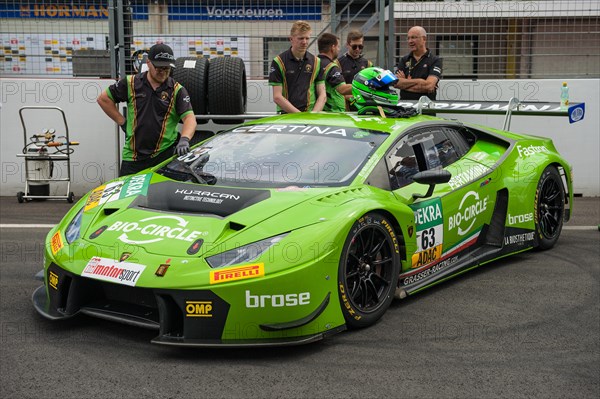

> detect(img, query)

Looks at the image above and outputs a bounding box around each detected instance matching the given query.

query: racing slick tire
[172,57,209,124]
[534,165,565,250]
[338,212,401,328]
[207,57,247,124]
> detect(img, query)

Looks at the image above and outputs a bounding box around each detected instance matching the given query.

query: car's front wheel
[534,165,565,250]
[338,212,401,328]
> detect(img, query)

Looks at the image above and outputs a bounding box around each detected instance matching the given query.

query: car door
[387,124,494,273]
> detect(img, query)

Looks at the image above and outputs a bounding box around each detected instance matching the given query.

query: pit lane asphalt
[1,196,598,399]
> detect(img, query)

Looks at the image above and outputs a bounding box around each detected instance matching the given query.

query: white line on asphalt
[0,224,56,228]
[563,226,599,230]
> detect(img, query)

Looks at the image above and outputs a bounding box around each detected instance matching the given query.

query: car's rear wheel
[534,165,565,250]
[338,212,400,328]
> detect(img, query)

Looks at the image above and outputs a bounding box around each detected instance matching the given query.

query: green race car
[33,105,576,347]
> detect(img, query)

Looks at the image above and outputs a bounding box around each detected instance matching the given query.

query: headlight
[206,234,287,268]
[65,208,83,244]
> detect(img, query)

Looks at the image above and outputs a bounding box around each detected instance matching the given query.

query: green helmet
[351,67,399,111]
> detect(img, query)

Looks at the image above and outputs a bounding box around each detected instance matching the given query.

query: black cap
[148,43,176,68]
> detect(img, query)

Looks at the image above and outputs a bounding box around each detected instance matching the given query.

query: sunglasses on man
[351,44,364,50]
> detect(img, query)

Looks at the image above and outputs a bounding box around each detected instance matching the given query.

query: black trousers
[119,145,176,177]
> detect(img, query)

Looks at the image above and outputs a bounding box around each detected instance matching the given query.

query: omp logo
[508,213,533,225]
[448,191,489,236]
[185,301,213,317]
[210,264,264,284]
[516,144,549,158]
[245,290,310,308]
[50,231,63,255]
[107,215,206,245]
[49,271,59,290]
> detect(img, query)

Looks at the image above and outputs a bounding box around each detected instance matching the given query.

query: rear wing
[196,97,585,131]
[404,96,586,130]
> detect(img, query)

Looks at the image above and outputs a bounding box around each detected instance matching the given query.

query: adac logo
[119,252,131,262]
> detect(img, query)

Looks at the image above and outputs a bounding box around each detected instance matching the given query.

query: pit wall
[1,78,598,197]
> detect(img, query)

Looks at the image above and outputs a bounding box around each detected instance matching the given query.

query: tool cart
[16,106,79,203]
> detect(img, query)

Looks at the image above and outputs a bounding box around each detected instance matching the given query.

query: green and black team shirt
[268,48,324,113]
[318,54,347,112]
[336,53,373,84]
[106,72,194,161]
[396,49,443,100]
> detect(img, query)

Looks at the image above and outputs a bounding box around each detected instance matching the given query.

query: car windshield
[158,123,388,188]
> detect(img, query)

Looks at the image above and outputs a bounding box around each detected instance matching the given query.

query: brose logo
[245,290,310,308]
[185,301,213,317]
[508,212,533,225]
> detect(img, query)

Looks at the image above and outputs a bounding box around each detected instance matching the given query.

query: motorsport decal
[81,256,146,287]
[84,174,151,211]
[106,214,207,245]
[448,191,489,236]
[409,198,444,268]
[185,300,213,317]
[50,230,63,255]
[210,264,265,285]
[448,164,490,190]
[399,229,481,286]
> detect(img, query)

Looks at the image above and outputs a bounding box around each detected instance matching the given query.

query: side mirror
[412,169,451,199]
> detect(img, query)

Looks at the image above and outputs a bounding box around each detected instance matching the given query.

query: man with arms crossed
[394,26,443,100]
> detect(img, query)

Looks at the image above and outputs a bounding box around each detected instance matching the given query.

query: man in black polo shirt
[336,30,373,84]
[394,26,443,100]
[97,43,197,176]
[269,20,326,113]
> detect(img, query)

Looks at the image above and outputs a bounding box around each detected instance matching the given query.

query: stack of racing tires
[172,56,247,145]
[172,56,247,126]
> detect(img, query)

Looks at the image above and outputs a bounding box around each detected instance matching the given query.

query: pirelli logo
[210,263,265,285]
[50,231,64,255]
